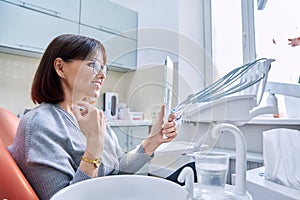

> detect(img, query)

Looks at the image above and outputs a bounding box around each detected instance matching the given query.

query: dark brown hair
[31,34,106,104]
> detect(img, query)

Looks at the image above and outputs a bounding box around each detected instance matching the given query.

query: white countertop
[108,117,300,126]
[244,167,300,200]
[108,119,152,126]
[247,117,300,125]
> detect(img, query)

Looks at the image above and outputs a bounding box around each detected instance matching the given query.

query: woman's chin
[93,91,100,99]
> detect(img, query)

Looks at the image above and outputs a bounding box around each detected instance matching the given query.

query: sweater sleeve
[106,126,153,174]
[119,144,153,174]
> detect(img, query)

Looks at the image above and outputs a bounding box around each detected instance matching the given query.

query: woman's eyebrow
[91,58,101,62]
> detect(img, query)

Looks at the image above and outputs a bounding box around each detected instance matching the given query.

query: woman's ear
[54,58,65,78]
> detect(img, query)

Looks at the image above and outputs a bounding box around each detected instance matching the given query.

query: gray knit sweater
[8,103,152,200]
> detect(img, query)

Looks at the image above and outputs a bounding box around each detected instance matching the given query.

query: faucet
[178,122,248,199]
[178,166,194,200]
[211,123,247,195]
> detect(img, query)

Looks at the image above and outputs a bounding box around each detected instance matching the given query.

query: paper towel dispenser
[104,92,118,120]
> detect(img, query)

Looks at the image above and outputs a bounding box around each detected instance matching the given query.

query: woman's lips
[91,81,101,89]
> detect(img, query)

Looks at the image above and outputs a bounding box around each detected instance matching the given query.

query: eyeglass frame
[87,60,108,77]
[62,58,108,78]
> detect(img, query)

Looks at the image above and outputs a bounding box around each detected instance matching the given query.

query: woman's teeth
[92,82,101,89]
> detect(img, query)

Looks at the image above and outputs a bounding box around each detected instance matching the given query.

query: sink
[50,175,190,200]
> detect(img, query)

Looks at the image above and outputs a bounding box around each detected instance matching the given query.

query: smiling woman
[7,34,178,200]
[30,34,107,105]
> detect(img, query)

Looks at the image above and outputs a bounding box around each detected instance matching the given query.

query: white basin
[50,175,189,200]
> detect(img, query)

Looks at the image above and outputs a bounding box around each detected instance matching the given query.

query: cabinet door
[128,126,149,151]
[79,25,137,70]
[103,33,137,70]
[81,0,137,37]
[5,0,80,22]
[0,1,78,53]
[111,126,129,152]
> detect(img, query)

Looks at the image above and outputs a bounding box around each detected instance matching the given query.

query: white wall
[0,53,38,115]
[177,0,206,101]
[112,0,206,105]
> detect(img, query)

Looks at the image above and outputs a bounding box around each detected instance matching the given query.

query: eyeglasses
[87,61,107,77]
[63,58,108,77]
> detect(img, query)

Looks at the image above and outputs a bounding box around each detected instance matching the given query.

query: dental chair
[0,107,39,199]
[0,136,39,199]
[0,107,20,147]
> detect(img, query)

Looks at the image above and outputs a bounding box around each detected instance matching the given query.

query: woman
[8,34,177,199]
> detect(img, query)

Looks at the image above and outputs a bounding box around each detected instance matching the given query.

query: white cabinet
[79,26,137,70]
[102,33,137,71]
[0,0,138,71]
[0,0,79,53]
[4,0,80,22]
[111,125,149,152]
[80,0,137,38]
[79,0,138,70]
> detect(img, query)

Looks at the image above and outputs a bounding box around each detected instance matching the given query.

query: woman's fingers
[99,110,107,130]
[72,101,106,137]
[162,121,177,137]
[71,104,82,120]
[168,112,177,122]
[73,101,95,117]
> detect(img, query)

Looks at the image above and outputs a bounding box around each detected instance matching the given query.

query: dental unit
[154,58,278,199]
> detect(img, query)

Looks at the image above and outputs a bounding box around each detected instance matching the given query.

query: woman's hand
[72,101,106,157]
[142,104,177,155]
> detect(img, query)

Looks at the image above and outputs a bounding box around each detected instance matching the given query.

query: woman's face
[64,53,106,102]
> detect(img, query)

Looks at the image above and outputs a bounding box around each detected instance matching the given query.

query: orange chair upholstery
[0,137,39,199]
[0,107,20,147]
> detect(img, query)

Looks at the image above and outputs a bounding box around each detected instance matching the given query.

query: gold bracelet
[81,156,101,168]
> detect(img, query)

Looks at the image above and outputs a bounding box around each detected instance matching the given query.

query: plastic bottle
[267,92,279,118]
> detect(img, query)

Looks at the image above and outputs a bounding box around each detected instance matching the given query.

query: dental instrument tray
[175,58,276,123]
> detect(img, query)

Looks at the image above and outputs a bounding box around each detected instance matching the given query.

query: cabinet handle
[17,43,44,51]
[109,62,124,67]
[19,1,61,17]
[97,25,121,35]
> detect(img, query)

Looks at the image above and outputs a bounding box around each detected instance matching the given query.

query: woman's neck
[57,101,73,113]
